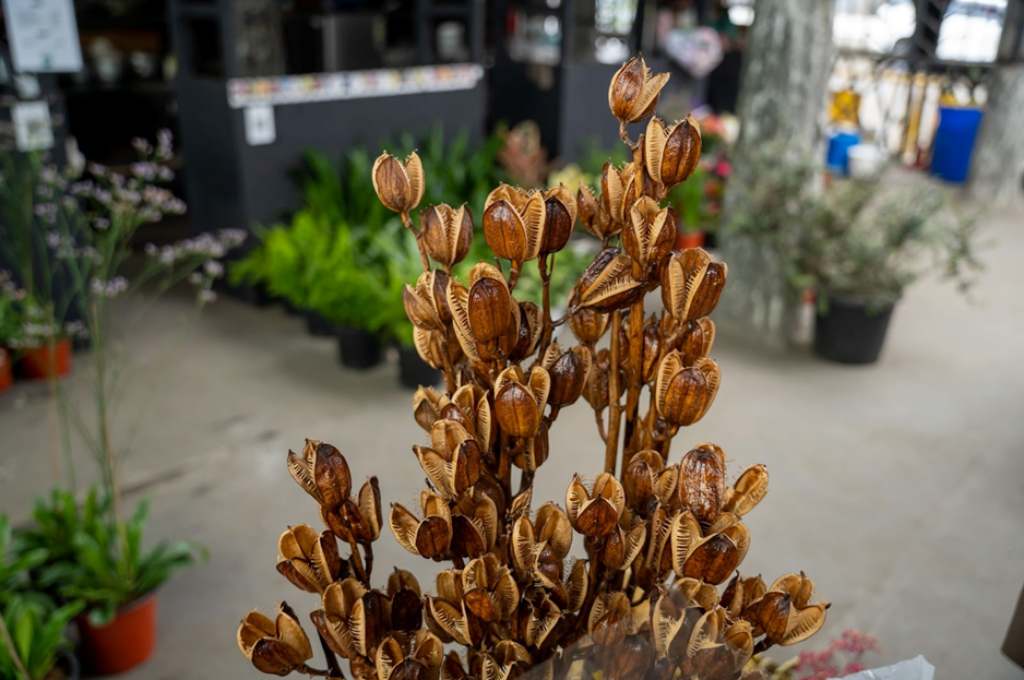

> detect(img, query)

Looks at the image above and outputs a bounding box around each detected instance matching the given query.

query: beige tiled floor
[1,200,1022,679]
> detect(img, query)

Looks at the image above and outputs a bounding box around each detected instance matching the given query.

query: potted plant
[790,177,981,364]
[9,295,73,381]
[17,490,199,675]
[667,164,710,249]
[0,515,82,680]
[0,279,20,391]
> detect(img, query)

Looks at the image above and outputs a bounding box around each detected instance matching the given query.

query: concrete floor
[1,201,1022,679]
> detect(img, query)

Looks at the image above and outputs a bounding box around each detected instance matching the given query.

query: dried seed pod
[588,591,632,647]
[508,301,543,362]
[608,55,670,124]
[540,341,592,408]
[583,348,614,412]
[660,248,710,322]
[619,312,661,383]
[599,521,646,570]
[404,271,450,331]
[462,553,520,622]
[375,630,444,680]
[723,464,769,517]
[721,574,767,619]
[372,151,425,214]
[566,473,625,538]
[387,569,424,632]
[312,578,386,659]
[678,443,727,527]
[679,317,716,365]
[276,525,342,594]
[623,449,664,511]
[287,440,351,509]
[237,605,313,675]
[449,490,499,558]
[421,204,473,267]
[623,196,675,274]
[467,263,514,343]
[654,352,720,427]
[520,594,562,650]
[690,260,728,321]
[414,435,482,500]
[597,162,643,231]
[577,185,599,234]
[412,326,456,371]
[573,248,644,313]
[494,366,550,439]
[390,491,453,559]
[427,570,480,646]
[644,115,701,189]
[511,502,572,585]
[541,185,577,255]
[742,572,828,646]
[569,307,609,346]
[483,184,545,263]
[671,510,750,585]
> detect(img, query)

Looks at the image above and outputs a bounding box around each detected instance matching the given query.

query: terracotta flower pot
[675,230,705,250]
[16,338,72,380]
[0,349,12,392]
[77,594,157,675]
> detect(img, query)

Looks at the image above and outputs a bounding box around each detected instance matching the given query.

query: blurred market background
[1,0,1023,679]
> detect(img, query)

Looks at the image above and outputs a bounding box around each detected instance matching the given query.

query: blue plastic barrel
[931,106,983,184]
[826,130,861,175]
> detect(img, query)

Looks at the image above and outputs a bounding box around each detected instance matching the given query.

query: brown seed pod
[482,184,545,263]
[387,569,424,632]
[509,301,543,362]
[494,366,550,439]
[723,464,769,518]
[573,248,644,313]
[742,572,828,646]
[566,473,625,538]
[644,115,702,189]
[678,443,727,527]
[540,341,592,408]
[660,248,710,322]
[312,578,387,660]
[722,574,767,619]
[623,449,664,511]
[287,439,351,509]
[275,525,342,594]
[678,317,716,365]
[540,185,577,255]
[390,491,453,559]
[449,490,499,558]
[588,591,632,647]
[569,306,609,346]
[237,605,313,676]
[607,55,670,124]
[466,263,514,343]
[599,521,646,570]
[372,152,425,214]
[461,553,520,623]
[654,352,720,427]
[421,204,473,268]
[623,196,675,275]
[375,630,444,680]
[576,184,599,235]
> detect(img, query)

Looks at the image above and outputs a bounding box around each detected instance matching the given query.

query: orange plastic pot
[675,230,706,250]
[16,338,72,380]
[0,349,11,391]
[78,594,157,675]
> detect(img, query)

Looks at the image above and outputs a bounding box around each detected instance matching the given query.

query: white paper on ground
[836,655,935,680]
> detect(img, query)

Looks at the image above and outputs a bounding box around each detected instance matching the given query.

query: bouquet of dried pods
[237,56,828,680]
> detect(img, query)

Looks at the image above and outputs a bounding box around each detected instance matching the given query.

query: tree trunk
[719,0,835,347]
[970,65,1024,204]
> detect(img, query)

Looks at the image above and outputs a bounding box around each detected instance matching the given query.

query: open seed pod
[387,569,424,632]
[541,185,577,255]
[566,473,625,538]
[644,115,702,190]
[287,439,351,510]
[461,553,520,623]
[421,204,473,268]
[372,151,425,214]
[312,578,388,660]
[237,605,313,676]
[677,443,727,527]
[670,511,750,585]
[276,525,342,593]
[390,491,453,559]
[573,248,645,313]
[742,572,829,646]
[608,55,670,125]
[655,352,720,427]
[482,184,545,264]
[374,630,444,680]
[449,489,499,558]
[623,196,675,276]
[541,341,592,408]
[494,365,550,439]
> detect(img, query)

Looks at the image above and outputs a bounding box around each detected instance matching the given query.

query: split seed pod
[541,185,577,255]
[287,440,351,510]
[608,55,670,124]
[623,196,675,275]
[661,248,727,322]
[678,443,727,527]
[573,248,644,313]
[566,473,625,538]
[655,352,720,427]
[414,420,482,499]
[276,525,342,593]
[237,605,313,676]
[375,630,444,680]
[482,184,545,264]
[372,152,425,214]
[569,307,609,346]
[722,464,769,517]
[598,163,642,230]
[540,341,593,408]
[421,204,473,267]
[742,572,828,646]
[670,511,750,585]
[461,553,520,622]
[449,490,499,558]
[403,270,450,331]
[679,317,716,365]
[494,366,551,439]
[390,491,453,559]
[511,502,572,587]
[722,574,767,619]
[313,578,387,660]
[644,115,702,189]
[387,569,424,632]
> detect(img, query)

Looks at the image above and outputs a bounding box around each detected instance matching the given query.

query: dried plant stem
[400,211,431,272]
[440,328,457,393]
[362,542,374,584]
[538,255,554,356]
[622,298,645,467]
[347,539,368,585]
[603,311,623,473]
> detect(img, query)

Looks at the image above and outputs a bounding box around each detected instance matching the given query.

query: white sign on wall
[1,0,83,73]
[12,101,54,151]
[244,105,276,146]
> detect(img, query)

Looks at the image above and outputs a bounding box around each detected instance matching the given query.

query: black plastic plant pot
[281,299,303,317]
[60,649,81,680]
[397,346,441,389]
[336,327,382,369]
[814,297,895,365]
[224,282,273,308]
[305,311,336,337]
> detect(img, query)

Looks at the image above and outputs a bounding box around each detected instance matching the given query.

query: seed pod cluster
[240,55,827,680]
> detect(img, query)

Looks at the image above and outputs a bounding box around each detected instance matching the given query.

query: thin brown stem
[362,542,374,584]
[622,299,645,469]
[400,211,431,272]
[603,311,623,474]
[538,254,554,356]
[347,539,368,586]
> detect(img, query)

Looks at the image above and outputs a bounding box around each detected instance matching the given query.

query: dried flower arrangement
[236,56,828,680]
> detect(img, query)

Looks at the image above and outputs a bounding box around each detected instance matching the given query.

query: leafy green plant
[17,489,201,626]
[666,165,709,233]
[0,595,82,680]
[0,517,46,606]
